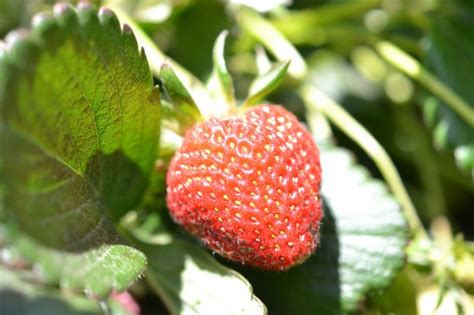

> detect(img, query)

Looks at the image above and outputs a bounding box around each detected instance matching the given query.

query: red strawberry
[166,104,322,270]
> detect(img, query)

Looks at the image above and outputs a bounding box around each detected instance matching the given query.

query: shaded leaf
[426,18,474,172]
[239,146,408,314]
[123,212,267,315]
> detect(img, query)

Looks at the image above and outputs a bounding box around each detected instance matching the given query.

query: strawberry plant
[0,1,473,314]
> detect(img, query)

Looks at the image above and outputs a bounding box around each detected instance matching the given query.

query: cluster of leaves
[0,0,472,314]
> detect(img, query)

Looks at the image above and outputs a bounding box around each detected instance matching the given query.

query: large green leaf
[123,212,267,315]
[0,3,159,297]
[0,3,160,250]
[425,18,474,172]
[238,146,408,314]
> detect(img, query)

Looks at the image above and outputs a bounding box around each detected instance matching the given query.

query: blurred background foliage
[0,0,473,314]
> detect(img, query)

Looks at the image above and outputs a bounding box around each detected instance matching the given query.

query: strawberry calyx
[158,30,290,138]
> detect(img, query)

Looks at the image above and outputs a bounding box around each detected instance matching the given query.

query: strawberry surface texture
[166,105,322,270]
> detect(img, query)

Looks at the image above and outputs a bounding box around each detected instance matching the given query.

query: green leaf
[243,60,289,107]
[239,146,408,314]
[208,30,235,107]
[9,230,147,298]
[160,63,201,133]
[123,212,267,315]
[426,18,474,172]
[0,3,160,250]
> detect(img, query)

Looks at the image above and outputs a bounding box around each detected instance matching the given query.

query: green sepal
[160,63,202,134]
[208,30,236,109]
[243,60,290,108]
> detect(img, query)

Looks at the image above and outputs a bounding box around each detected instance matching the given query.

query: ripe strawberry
[166,104,322,270]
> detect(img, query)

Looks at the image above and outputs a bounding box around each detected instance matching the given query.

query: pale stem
[375,41,474,127]
[302,85,428,239]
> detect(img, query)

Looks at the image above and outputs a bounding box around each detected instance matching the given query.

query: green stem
[375,41,474,127]
[301,85,428,239]
[110,6,212,113]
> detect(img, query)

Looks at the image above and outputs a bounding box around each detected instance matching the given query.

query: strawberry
[166,104,322,270]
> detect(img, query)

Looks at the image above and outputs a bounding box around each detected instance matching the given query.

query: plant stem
[109,6,213,113]
[375,41,474,127]
[301,85,428,239]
